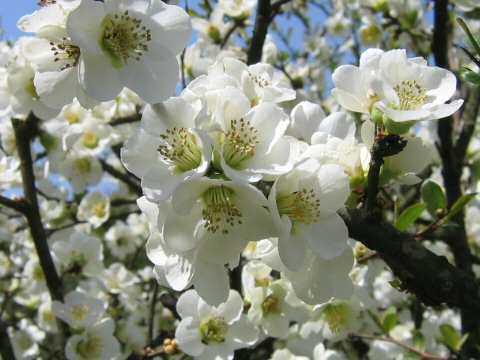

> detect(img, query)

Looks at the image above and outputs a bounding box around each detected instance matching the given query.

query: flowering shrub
[1,0,480,359]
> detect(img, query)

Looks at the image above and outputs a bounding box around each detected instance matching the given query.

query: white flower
[371,49,463,131]
[211,87,296,182]
[77,191,111,229]
[268,159,350,271]
[51,231,104,276]
[10,319,45,360]
[332,48,463,134]
[51,290,105,329]
[0,149,20,184]
[246,279,292,338]
[121,98,212,202]
[104,220,141,260]
[57,151,103,193]
[175,289,259,360]
[66,0,191,103]
[65,318,120,360]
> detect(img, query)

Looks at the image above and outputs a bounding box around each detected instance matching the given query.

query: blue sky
[1,1,39,40]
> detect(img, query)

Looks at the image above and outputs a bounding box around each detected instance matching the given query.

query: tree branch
[11,115,64,304]
[247,0,271,65]
[339,207,480,314]
[0,320,16,360]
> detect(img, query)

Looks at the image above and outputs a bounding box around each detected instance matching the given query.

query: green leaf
[444,193,478,221]
[395,203,428,231]
[412,330,426,352]
[421,181,446,217]
[382,307,398,333]
[460,68,480,84]
[439,324,469,351]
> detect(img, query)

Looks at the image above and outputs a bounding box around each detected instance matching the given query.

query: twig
[147,282,160,345]
[0,194,27,213]
[100,159,142,196]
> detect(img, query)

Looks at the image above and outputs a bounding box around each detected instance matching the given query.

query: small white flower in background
[175,289,259,360]
[300,298,362,342]
[66,0,191,103]
[9,319,45,360]
[217,0,256,19]
[0,149,20,184]
[268,158,350,271]
[51,231,104,276]
[104,220,141,260]
[65,318,120,360]
[246,279,292,338]
[51,290,105,329]
[99,262,140,296]
[77,191,111,229]
[269,348,310,360]
[57,151,103,193]
[313,343,348,360]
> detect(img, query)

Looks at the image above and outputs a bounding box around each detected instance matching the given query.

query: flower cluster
[123,56,354,307]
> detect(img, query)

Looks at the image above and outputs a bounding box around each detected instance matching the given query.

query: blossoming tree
[0,0,479,359]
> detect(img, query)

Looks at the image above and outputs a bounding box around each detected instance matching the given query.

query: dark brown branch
[339,207,480,314]
[432,0,479,356]
[0,320,16,360]
[99,159,142,196]
[0,194,27,213]
[247,0,271,65]
[456,84,480,163]
[107,113,141,127]
[12,115,64,304]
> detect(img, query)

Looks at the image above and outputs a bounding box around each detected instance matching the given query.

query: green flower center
[321,303,350,334]
[91,202,106,218]
[393,80,427,110]
[201,186,243,234]
[70,304,90,321]
[276,188,320,225]
[221,118,259,169]
[199,316,228,344]
[261,295,279,316]
[158,127,202,173]
[100,11,151,68]
[74,158,92,175]
[50,38,80,71]
[76,335,103,359]
[82,132,99,149]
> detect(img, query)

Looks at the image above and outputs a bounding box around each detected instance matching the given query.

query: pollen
[276,188,321,225]
[393,79,427,110]
[201,186,243,234]
[49,38,80,71]
[70,304,90,321]
[222,117,259,168]
[199,316,228,344]
[100,10,151,68]
[157,127,202,172]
